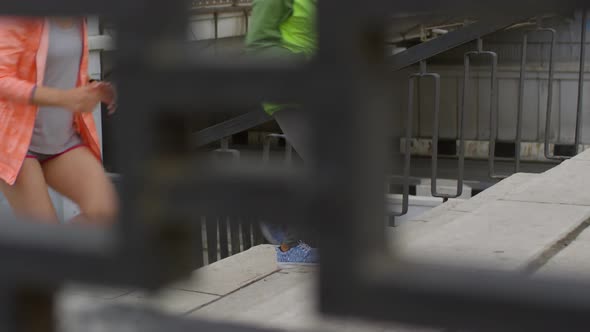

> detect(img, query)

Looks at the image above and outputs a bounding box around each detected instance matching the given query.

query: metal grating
[0,1,588,332]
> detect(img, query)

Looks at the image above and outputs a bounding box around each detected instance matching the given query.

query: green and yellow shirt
[245,0,317,115]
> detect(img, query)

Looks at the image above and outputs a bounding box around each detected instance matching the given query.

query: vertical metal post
[262,135,272,165]
[253,222,265,245]
[545,12,583,159]
[263,134,292,166]
[219,217,229,259]
[459,39,500,179]
[516,34,527,172]
[393,60,439,218]
[192,217,205,269]
[543,31,558,159]
[524,28,557,162]
[432,54,463,197]
[285,141,293,166]
[241,219,253,250]
[392,70,415,217]
[230,219,241,255]
[213,138,241,166]
[457,39,502,180]
[575,9,588,154]
[244,10,249,34]
[214,11,219,40]
[206,219,218,264]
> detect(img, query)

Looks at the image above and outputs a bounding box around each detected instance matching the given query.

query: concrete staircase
[57,149,590,331]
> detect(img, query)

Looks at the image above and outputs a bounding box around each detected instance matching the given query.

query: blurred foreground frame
[1,1,590,332]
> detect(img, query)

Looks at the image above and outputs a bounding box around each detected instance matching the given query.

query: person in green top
[246,0,319,266]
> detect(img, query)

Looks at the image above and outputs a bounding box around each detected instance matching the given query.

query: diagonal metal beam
[193,110,272,147]
[389,15,533,71]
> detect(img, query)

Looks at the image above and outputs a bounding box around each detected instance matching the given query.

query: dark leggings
[273,108,314,247]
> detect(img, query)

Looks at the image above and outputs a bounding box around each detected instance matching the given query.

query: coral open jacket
[0,17,101,185]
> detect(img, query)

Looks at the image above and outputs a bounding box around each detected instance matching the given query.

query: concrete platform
[57,149,590,331]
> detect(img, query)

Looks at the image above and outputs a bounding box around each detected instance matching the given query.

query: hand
[93,81,117,115]
[61,85,102,113]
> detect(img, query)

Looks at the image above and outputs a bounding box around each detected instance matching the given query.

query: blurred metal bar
[326,261,590,332]
[159,169,307,220]
[3,1,590,332]
[88,303,283,332]
[0,0,122,15]
[130,67,309,109]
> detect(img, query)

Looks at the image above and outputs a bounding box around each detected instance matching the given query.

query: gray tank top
[29,19,82,155]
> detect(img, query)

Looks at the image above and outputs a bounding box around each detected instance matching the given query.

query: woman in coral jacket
[0,16,118,226]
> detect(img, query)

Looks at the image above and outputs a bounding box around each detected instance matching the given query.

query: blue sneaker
[259,222,285,245]
[276,242,319,267]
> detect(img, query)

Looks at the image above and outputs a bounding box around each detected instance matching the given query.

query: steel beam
[83,304,282,332]
[122,66,310,109]
[152,167,309,221]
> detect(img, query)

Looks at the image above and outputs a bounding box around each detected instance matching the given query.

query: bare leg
[0,159,59,224]
[42,147,118,227]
